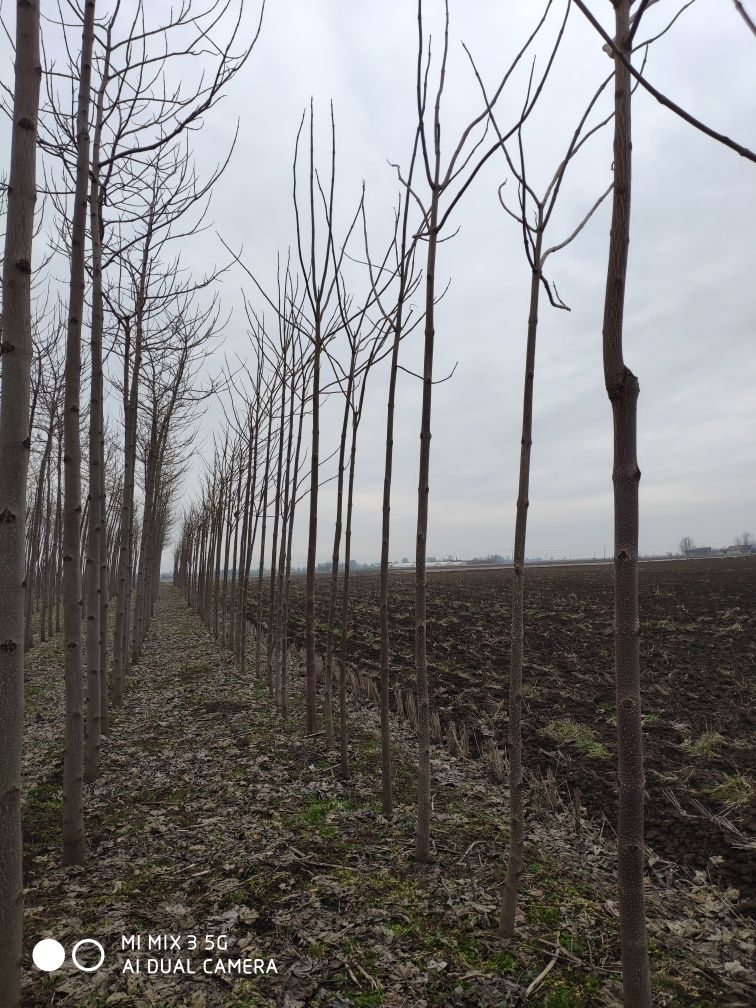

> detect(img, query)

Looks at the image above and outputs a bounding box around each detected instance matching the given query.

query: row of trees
[0,0,263,1001]
[2,1,752,1005]
[173,5,755,1007]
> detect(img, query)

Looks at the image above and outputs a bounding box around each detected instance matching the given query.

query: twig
[523,946,559,998]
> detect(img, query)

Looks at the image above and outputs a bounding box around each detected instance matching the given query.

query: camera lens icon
[72,939,106,972]
[32,939,65,972]
[32,937,105,973]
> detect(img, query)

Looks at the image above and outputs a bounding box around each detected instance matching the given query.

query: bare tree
[291,103,363,734]
[322,299,360,751]
[598,2,650,1002]
[61,0,97,868]
[0,1,42,996]
[407,0,564,863]
[473,50,614,939]
[679,535,694,554]
[364,175,422,814]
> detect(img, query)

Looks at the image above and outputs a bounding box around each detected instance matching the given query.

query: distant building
[725,544,753,556]
[683,546,712,558]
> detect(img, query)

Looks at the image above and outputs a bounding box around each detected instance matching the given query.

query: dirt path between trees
[22,586,754,1006]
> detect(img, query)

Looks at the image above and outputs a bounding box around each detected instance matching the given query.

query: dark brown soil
[254,556,755,909]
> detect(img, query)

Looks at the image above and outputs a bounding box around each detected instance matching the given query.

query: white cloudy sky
[13,0,756,565]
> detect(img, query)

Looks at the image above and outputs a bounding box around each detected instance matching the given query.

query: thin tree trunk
[54,431,63,633]
[325,364,354,751]
[274,350,298,709]
[62,0,96,867]
[280,371,307,715]
[256,394,274,683]
[338,410,359,779]
[378,324,401,816]
[603,5,651,1004]
[267,371,287,701]
[83,147,104,779]
[226,460,242,649]
[414,191,439,863]
[304,338,322,733]
[498,232,542,938]
[112,321,138,704]
[0,1,42,996]
[25,426,53,650]
[40,474,53,641]
[237,396,259,673]
[89,61,110,736]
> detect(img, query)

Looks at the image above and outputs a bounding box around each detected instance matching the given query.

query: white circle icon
[32,938,65,972]
[71,938,105,972]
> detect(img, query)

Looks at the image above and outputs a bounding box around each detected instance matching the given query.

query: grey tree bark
[0,1,42,998]
[324,357,355,751]
[62,0,96,866]
[498,232,542,937]
[414,189,439,863]
[602,3,651,1004]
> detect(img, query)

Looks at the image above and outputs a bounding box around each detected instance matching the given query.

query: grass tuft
[683,730,724,758]
[544,719,610,760]
[706,772,753,808]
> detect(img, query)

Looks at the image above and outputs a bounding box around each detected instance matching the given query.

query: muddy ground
[268,557,755,907]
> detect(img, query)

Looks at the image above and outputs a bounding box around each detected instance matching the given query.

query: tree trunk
[274,351,297,707]
[83,155,105,780]
[40,472,53,641]
[89,61,110,736]
[498,232,542,938]
[280,370,307,715]
[24,424,53,650]
[62,0,96,867]
[113,266,146,703]
[267,369,287,702]
[256,394,274,683]
[305,337,321,734]
[237,392,259,673]
[603,5,651,1004]
[338,408,360,779]
[378,323,402,816]
[227,460,242,650]
[54,431,63,633]
[0,0,41,997]
[325,362,354,751]
[414,191,439,863]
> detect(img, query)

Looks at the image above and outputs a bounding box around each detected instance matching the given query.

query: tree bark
[256,393,274,683]
[378,325,402,816]
[414,190,439,863]
[603,4,651,1004]
[280,368,307,715]
[61,0,96,867]
[274,347,297,707]
[338,405,360,779]
[90,50,111,737]
[498,231,542,938]
[0,0,42,997]
[83,150,105,780]
[305,339,321,733]
[325,360,354,751]
[267,370,287,699]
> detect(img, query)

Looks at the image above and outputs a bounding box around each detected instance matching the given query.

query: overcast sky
[14,0,756,567]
